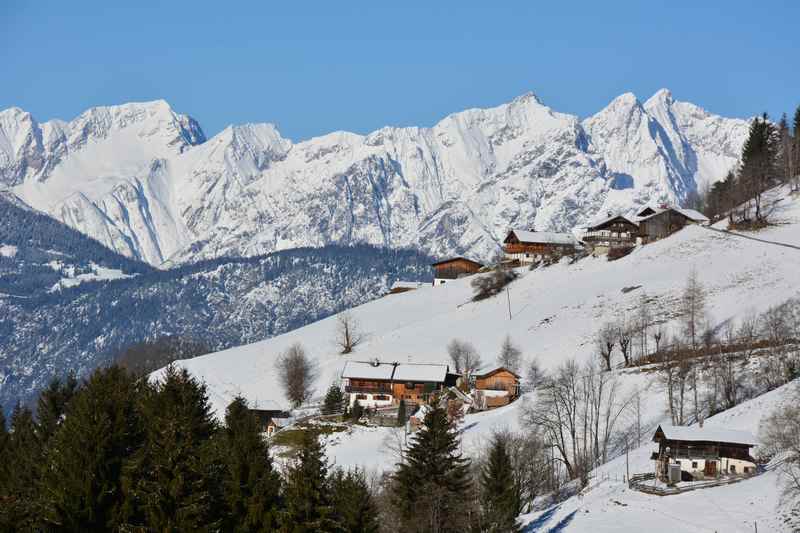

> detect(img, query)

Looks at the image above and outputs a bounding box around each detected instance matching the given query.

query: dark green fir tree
[392,404,473,533]
[329,468,380,533]
[479,434,522,533]
[120,365,223,532]
[39,365,144,531]
[0,404,43,531]
[281,431,340,532]
[322,384,346,415]
[396,399,407,427]
[221,396,282,532]
[36,372,79,443]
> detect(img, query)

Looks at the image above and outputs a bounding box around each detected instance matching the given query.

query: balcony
[345,384,392,394]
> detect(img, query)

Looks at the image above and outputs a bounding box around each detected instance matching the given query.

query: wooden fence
[628,472,753,496]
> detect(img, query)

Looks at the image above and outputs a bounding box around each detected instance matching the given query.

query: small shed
[652,424,758,482]
[249,408,292,436]
[431,257,484,286]
[502,229,577,264]
[472,365,520,407]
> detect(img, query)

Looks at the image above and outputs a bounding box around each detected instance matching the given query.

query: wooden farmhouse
[651,424,758,482]
[472,365,521,409]
[636,206,710,243]
[341,360,451,408]
[502,229,577,264]
[431,257,484,286]
[582,214,640,255]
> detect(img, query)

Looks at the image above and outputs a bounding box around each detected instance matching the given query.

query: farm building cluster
[340,359,520,414]
[420,203,710,287]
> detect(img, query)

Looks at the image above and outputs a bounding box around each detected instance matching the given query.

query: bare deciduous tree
[761,384,800,498]
[596,322,616,371]
[335,311,365,354]
[617,319,633,367]
[447,339,483,377]
[497,335,522,373]
[276,343,318,407]
[525,357,543,391]
[681,269,707,352]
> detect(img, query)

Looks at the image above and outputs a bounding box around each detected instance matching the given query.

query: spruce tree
[392,404,473,532]
[39,365,143,531]
[396,399,407,427]
[221,396,282,532]
[121,365,223,531]
[479,434,522,533]
[0,404,43,531]
[281,431,340,532]
[329,468,380,533]
[322,384,345,415]
[793,105,800,191]
[36,372,79,443]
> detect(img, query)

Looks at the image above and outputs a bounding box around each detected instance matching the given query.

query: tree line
[0,364,530,532]
[702,105,800,225]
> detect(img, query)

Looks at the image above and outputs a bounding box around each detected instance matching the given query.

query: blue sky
[1,1,798,140]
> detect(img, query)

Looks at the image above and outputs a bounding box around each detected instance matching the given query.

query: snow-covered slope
[155,187,800,419]
[1,90,748,266]
[519,379,800,532]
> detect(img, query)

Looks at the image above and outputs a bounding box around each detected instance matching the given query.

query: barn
[651,424,758,482]
[637,207,710,243]
[341,360,450,407]
[430,257,484,286]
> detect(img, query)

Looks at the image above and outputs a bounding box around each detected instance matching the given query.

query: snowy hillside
[519,379,800,532]
[1,90,748,266]
[157,188,800,420]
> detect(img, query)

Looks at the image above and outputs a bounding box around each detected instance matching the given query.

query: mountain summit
[0,91,748,265]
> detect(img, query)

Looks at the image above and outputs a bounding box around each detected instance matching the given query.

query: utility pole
[506,287,512,320]
[625,437,630,483]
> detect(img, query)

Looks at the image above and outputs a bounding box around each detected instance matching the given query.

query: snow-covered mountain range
[0,90,749,266]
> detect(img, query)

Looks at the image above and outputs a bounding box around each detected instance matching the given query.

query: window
[743,467,751,474]
[730,465,736,473]
[691,461,698,469]
[406,382,416,389]
[374,395,391,401]
[355,394,367,400]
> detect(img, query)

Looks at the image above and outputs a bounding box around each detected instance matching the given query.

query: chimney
[699,416,704,428]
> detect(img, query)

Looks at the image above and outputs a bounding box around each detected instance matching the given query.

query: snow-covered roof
[654,425,758,446]
[341,360,395,380]
[390,281,426,290]
[393,363,449,383]
[479,389,509,398]
[474,364,521,378]
[673,207,710,223]
[341,360,448,382]
[430,256,484,267]
[507,229,576,245]
[585,214,639,230]
[636,206,709,224]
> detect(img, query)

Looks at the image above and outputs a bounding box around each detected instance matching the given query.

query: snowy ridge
[1,90,749,266]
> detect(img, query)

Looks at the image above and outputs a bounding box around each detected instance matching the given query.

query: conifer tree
[479,434,522,533]
[121,365,223,531]
[396,399,407,427]
[329,468,380,533]
[36,372,79,443]
[740,114,778,221]
[392,404,473,532]
[281,431,340,532]
[0,404,42,531]
[221,396,282,532]
[39,365,143,531]
[322,384,345,415]
[793,105,800,191]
